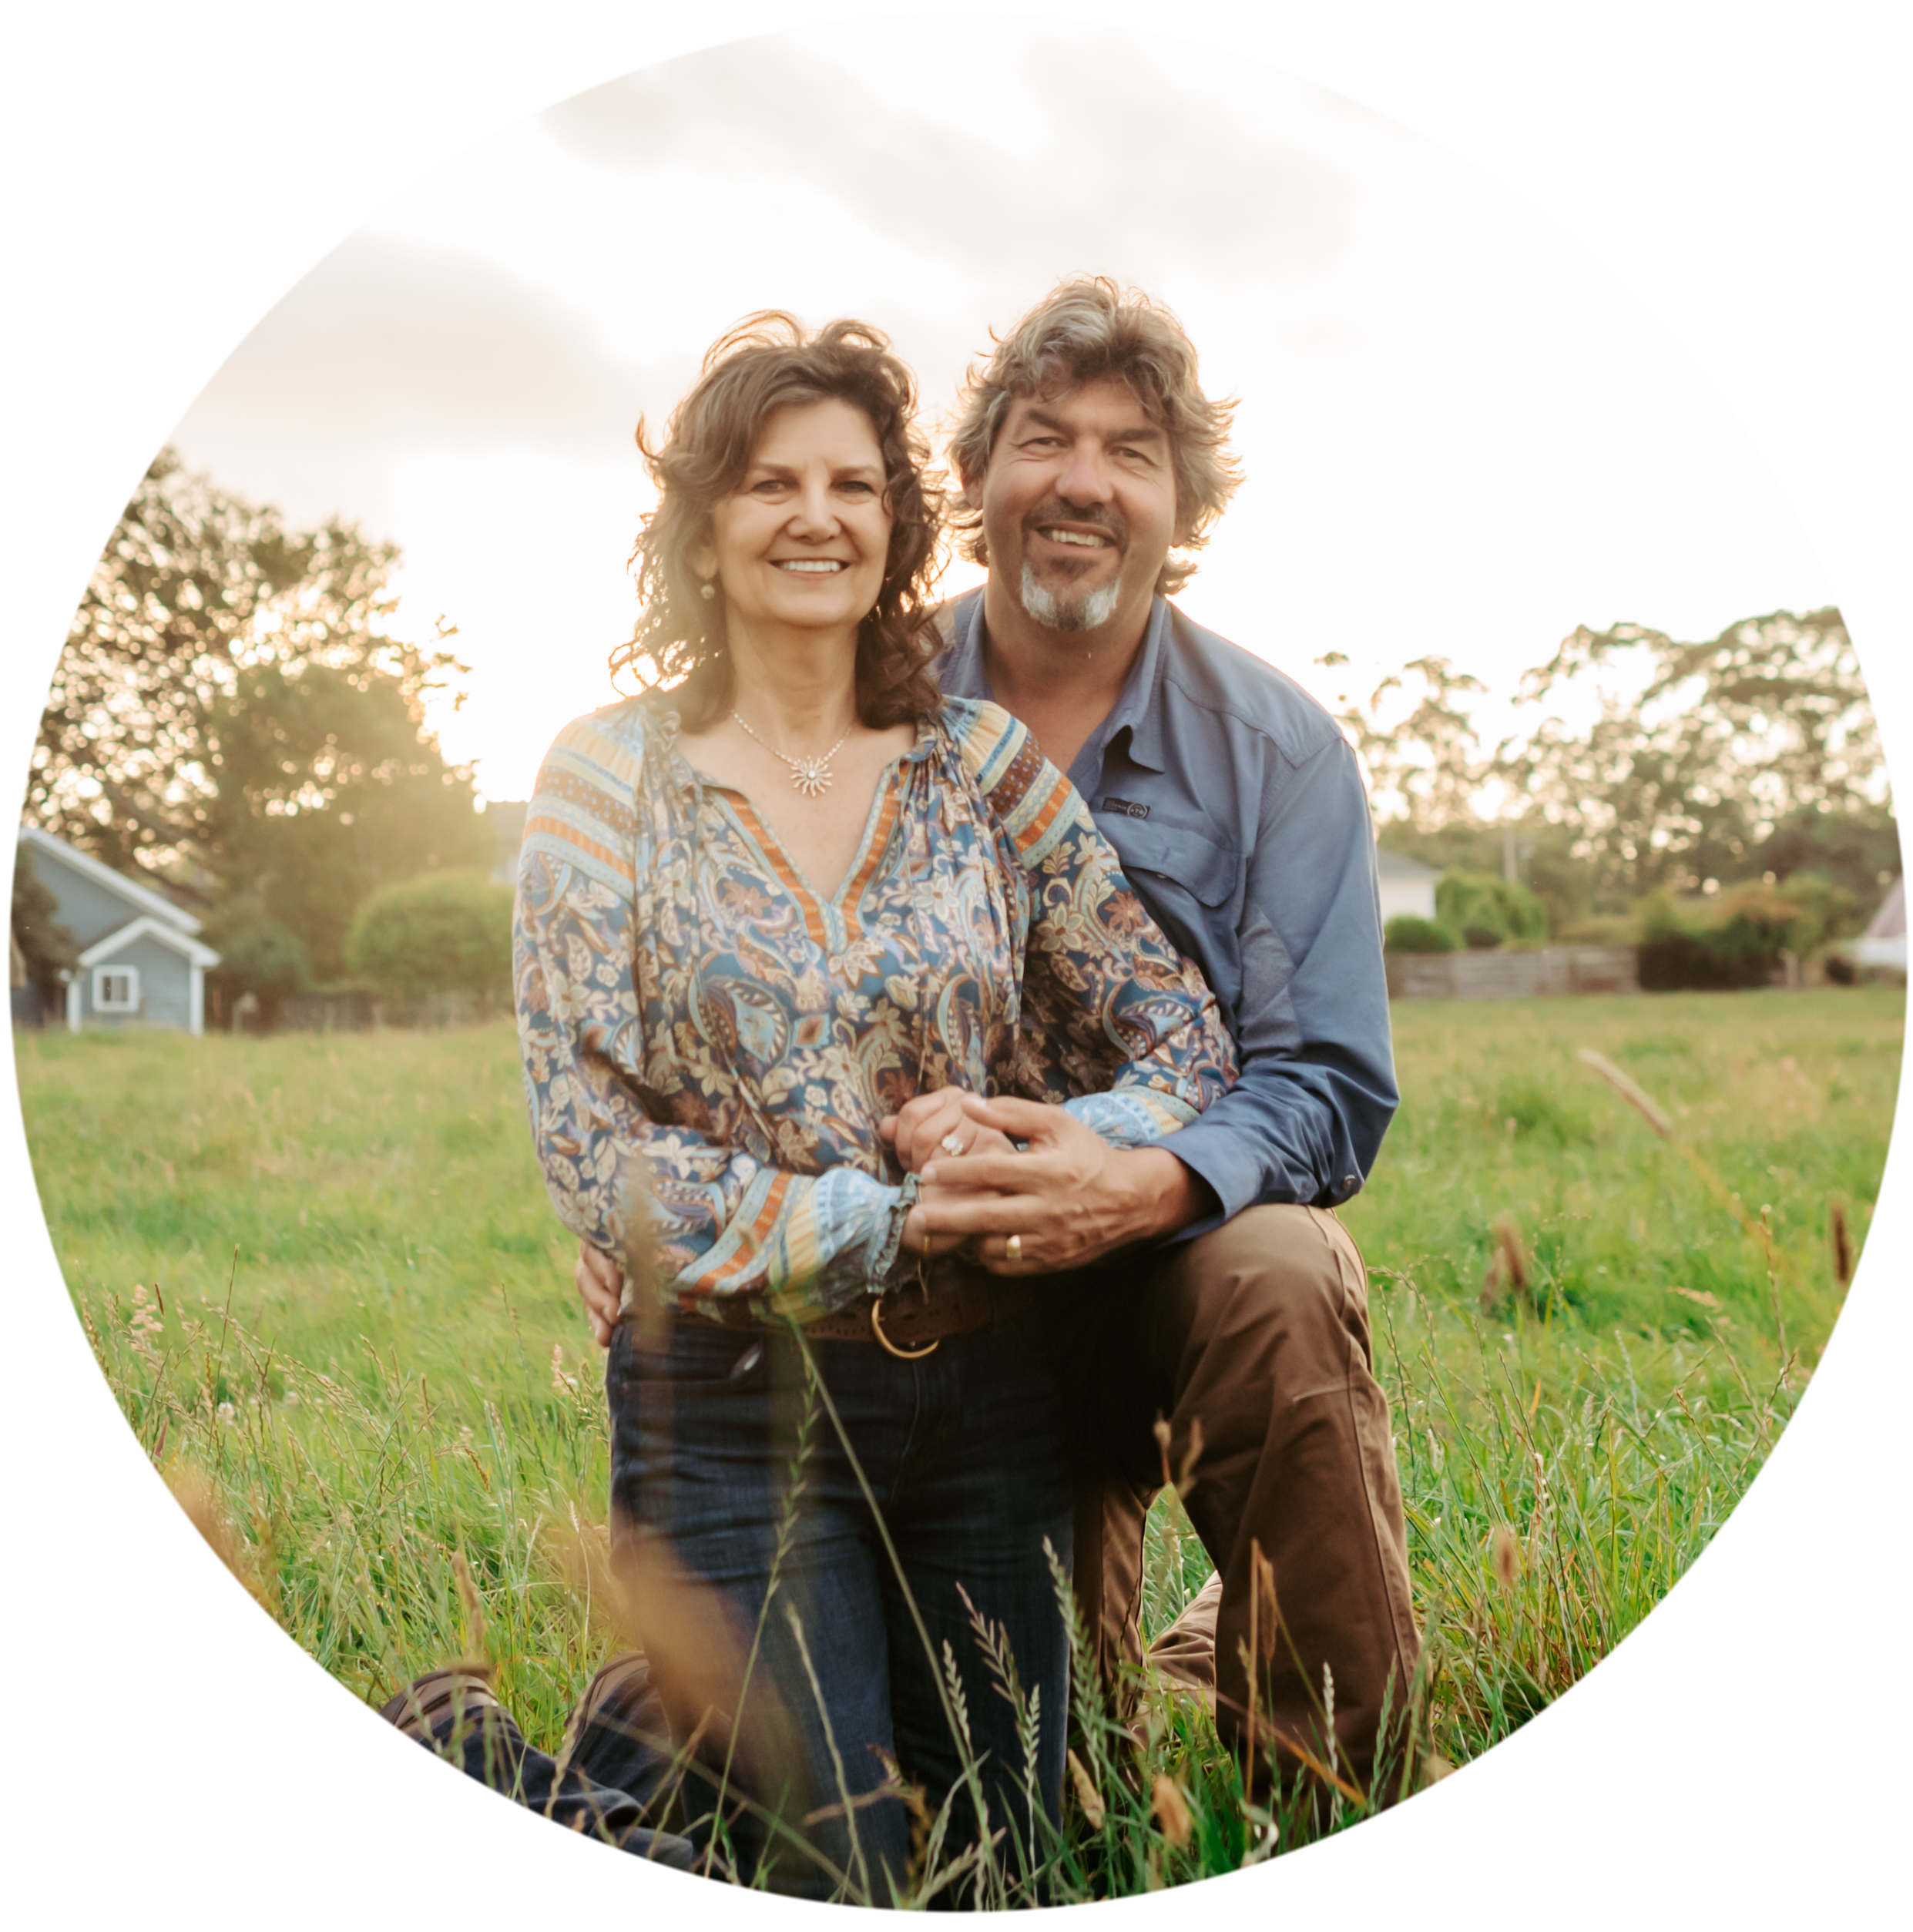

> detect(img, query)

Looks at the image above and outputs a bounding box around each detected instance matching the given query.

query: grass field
[17,986,1903,1899]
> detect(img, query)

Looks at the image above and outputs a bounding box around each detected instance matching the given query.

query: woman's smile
[696,397,894,638]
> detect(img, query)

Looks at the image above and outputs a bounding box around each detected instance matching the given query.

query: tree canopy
[10,847,78,1005]
[1334,609,1893,915]
[1497,608,1882,899]
[29,451,488,978]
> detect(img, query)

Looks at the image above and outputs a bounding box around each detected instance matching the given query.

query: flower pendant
[790,758,834,797]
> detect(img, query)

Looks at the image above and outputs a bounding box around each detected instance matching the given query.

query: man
[575,279,1418,1798]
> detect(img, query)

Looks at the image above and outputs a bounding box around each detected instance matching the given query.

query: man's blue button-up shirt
[938,588,1399,1224]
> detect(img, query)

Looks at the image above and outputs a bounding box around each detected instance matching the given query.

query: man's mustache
[1022,500,1128,551]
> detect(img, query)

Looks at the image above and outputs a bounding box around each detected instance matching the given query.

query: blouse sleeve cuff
[864,1172,921,1289]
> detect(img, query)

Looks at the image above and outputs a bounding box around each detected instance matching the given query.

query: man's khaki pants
[1052,1204,1419,1796]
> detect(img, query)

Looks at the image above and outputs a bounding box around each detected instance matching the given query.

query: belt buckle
[869,1280,940,1360]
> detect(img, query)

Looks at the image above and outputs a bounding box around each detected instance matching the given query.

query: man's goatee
[1019,564,1122,632]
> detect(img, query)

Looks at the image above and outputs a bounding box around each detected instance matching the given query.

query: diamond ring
[1005,1234,1023,1263]
[939,1132,965,1157]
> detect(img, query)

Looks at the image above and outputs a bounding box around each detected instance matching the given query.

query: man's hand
[884,1085,1022,1260]
[903,1094,1215,1273]
[576,1242,623,1348]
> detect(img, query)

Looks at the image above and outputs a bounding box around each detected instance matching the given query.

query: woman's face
[696,398,894,642]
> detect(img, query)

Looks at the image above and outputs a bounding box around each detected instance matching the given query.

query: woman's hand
[880,1086,1018,1173]
[884,1085,1020,1259]
[576,1242,623,1348]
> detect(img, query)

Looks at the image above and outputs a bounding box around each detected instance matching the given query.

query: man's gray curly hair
[946,278,1242,599]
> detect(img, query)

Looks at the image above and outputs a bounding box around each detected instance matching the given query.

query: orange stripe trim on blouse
[728,799,833,954]
[836,780,903,946]
[522,815,634,885]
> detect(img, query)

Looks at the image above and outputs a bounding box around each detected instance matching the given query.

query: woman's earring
[699,580,717,602]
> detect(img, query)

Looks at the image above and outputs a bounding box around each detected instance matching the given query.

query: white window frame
[92,964,140,1014]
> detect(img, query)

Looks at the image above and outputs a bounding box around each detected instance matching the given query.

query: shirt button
[1343,1176,1358,1189]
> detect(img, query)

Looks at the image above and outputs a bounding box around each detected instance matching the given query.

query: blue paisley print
[514,695,1235,1321]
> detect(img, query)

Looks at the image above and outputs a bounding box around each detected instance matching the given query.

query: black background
[15,11,1901,1900]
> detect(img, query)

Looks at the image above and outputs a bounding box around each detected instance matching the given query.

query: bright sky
[170,24,1832,805]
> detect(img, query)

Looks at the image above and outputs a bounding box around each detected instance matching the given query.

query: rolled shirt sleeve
[1155,730,1398,1224]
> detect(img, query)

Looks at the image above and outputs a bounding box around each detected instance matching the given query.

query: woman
[513,314,1233,1902]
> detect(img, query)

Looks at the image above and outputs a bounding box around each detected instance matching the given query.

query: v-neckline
[691,753,909,911]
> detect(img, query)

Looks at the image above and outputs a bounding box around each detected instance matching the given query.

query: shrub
[203,910,312,999]
[1554,913,1640,947]
[1435,870,1548,949]
[1635,877,1855,991]
[1384,914,1457,954]
[345,870,512,1003]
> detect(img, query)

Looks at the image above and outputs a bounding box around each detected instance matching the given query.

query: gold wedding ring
[1005,1234,1023,1263]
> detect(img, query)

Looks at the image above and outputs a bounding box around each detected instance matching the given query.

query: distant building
[1852,877,1905,972]
[15,825,219,1034]
[487,801,528,887]
[1375,847,1440,925]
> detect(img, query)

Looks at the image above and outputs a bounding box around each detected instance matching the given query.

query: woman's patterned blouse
[513,694,1236,1322]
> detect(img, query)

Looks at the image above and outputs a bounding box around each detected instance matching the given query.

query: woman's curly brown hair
[612,314,946,730]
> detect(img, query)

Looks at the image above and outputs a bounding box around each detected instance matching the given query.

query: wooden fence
[1385,945,1639,1001]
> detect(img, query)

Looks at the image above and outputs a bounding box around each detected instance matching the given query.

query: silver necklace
[730,708,853,798]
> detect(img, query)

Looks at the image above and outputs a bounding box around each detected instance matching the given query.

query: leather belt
[710,1268,1034,1358]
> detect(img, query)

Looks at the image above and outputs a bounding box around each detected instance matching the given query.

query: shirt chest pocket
[1095,816,1242,1011]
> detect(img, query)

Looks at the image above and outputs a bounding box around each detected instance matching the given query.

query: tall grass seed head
[1151,1774,1193,1849]
[1492,1524,1521,1590]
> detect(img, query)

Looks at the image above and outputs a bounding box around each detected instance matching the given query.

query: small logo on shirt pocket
[1101,797,1151,819]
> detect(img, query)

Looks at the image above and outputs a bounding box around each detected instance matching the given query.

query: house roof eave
[17,825,203,934]
[77,915,220,970]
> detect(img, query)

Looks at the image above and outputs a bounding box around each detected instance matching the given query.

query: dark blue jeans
[606,1307,1072,1904]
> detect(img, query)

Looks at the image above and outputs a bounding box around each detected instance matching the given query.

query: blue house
[15,825,220,1034]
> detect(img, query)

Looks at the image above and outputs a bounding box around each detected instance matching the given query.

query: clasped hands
[573,1088,1205,1345]
[885,1087,1207,1272]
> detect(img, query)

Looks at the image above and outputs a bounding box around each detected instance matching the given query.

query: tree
[11,847,77,1008]
[201,907,312,1021]
[29,451,488,978]
[1752,803,1901,909]
[1334,609,1894,921]
[344,870,513,1005]
[1323,654,1488,831]
[1495,608,1884,901]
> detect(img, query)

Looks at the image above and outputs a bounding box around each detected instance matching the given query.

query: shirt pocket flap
[1098,817,1239,908]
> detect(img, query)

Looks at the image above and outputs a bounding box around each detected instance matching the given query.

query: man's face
[967,375,1178,635]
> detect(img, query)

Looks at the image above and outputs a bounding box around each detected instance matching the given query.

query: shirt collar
[944,589,1170,776]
